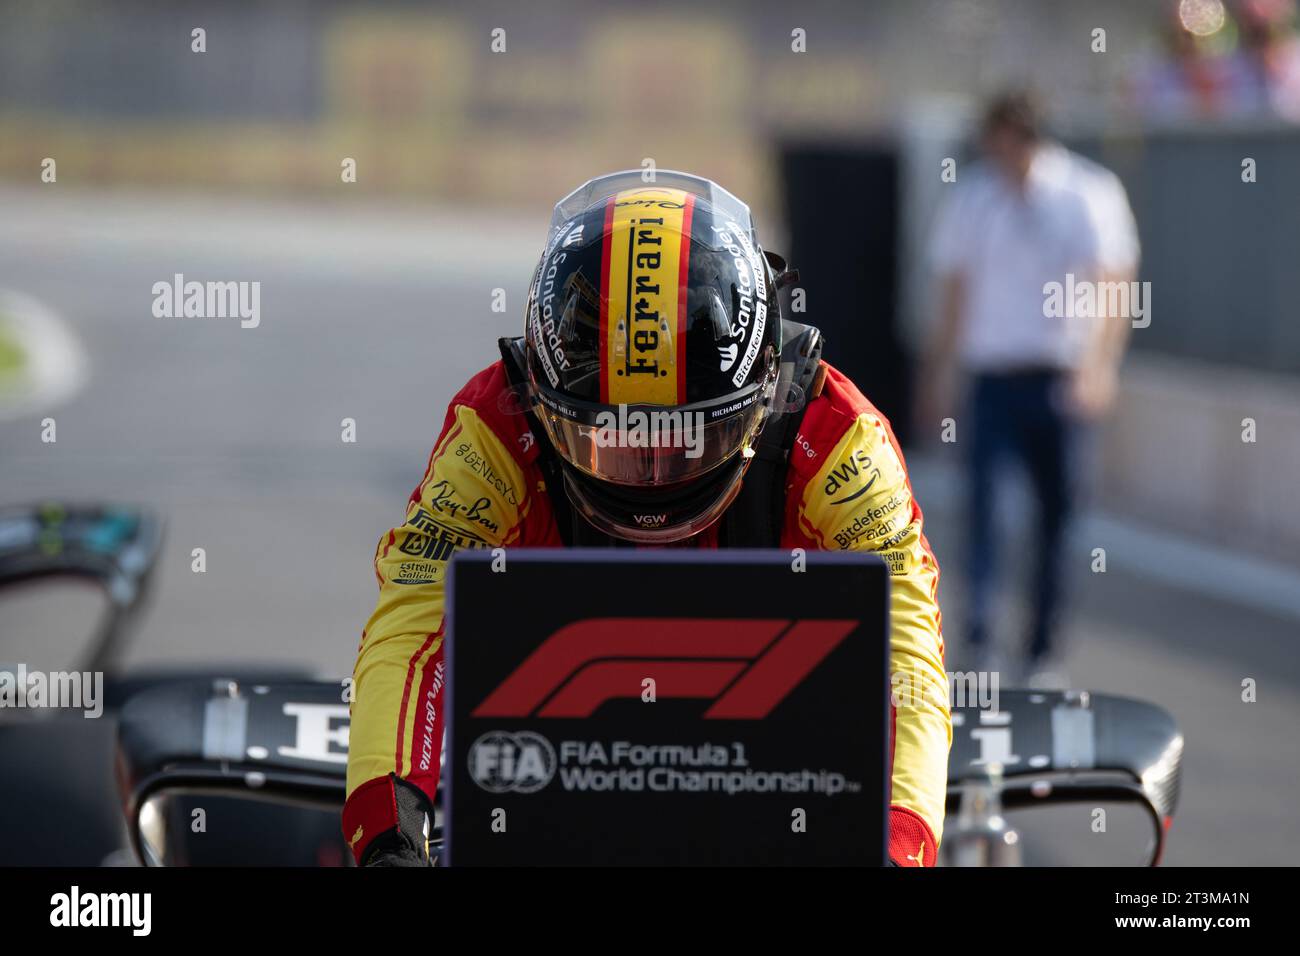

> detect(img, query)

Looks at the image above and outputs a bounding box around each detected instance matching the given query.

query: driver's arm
[797,400,950,867]
[344,399,530,865]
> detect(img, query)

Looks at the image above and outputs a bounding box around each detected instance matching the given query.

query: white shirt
[930,143,1139,372]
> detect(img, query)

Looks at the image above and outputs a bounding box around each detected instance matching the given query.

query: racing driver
[344,170,950,867]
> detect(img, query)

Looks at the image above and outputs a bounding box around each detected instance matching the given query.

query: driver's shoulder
[796,362,902,461]
[441,359,543,472]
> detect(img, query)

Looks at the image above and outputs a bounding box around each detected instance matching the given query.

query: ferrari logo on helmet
[602,187,694,405]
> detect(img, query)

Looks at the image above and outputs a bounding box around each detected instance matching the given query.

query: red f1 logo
[472,618,857,719]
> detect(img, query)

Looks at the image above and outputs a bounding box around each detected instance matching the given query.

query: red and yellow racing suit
[343,359,949,866]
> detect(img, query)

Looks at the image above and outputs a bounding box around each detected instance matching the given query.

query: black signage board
[444,549,889,865]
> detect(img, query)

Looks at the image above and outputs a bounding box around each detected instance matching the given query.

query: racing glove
[355,774,436,867]
[888,806,939,867]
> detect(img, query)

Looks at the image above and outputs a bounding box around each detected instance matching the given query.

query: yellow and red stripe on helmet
[599,187,695,405]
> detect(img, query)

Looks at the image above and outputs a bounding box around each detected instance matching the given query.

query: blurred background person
[1222,0,1300,118]
[918,90,1140,687]
[1128,0,1300,122]
[1130,0,1237,120]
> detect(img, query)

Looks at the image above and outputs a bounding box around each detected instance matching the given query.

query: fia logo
[468,730,556,793]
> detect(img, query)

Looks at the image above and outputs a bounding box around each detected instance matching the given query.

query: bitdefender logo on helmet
[591,404,705,459]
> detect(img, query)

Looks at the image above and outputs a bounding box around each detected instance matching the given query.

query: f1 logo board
[443,549,889,865]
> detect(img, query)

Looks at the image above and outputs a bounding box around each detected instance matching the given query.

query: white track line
[1079,512,1300,624]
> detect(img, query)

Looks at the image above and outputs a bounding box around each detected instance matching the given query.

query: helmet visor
[534,376,773,487]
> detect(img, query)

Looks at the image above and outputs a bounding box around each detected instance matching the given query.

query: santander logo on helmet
[711,220,768,389]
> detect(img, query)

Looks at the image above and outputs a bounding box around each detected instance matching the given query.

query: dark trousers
[965,369,1081,661]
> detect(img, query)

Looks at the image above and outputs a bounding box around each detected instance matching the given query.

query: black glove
[363,839,429,867]
[360,775,436,867]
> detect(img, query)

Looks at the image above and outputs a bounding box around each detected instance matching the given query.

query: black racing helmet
[523,170,785,543]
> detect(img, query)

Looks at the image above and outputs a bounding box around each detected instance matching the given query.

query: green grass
[0,314,29,379]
